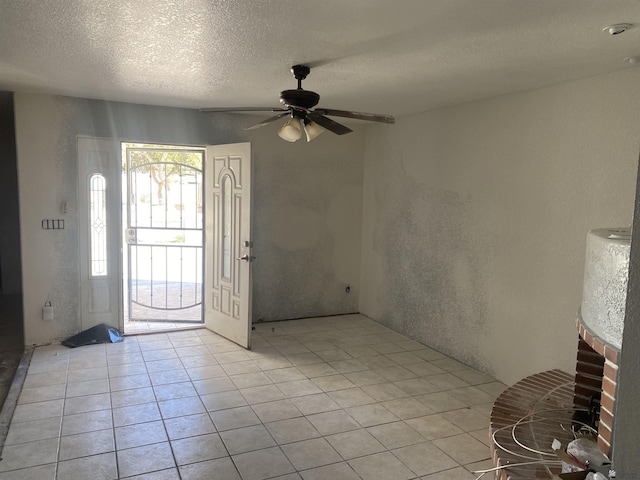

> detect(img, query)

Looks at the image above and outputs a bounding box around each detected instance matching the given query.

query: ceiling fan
[201,65,395,142]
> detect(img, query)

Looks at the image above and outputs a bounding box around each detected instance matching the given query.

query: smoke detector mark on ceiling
[602,23,634,35]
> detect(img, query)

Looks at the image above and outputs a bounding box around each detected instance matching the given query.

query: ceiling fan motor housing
[280,89,320,109]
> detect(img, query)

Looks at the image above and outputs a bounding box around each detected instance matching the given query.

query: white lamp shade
[278,118,303,142]
[304,121,325,142]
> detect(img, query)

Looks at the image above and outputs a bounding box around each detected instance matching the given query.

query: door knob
[236,254,255,262]
[126,228,137,244]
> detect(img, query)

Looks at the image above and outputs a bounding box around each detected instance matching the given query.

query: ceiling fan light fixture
[304,121,325,142]
[278,118,303,142]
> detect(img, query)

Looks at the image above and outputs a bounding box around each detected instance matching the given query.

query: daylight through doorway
[122,143,204,333]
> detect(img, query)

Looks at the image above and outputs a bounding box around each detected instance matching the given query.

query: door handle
[126,228,137,244]
[236,254,255,262]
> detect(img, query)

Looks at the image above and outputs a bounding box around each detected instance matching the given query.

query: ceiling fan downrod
[280,65,320,109]
[291,64,310,89]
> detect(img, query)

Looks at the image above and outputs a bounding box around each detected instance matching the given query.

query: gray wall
[614,159,640,475]
[13,93,364,345]
[360,68,640,385]
[250,127,363,321]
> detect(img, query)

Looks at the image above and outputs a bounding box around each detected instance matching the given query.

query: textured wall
[581,228,630,350]
[250,128,364,321]
[360,68,640,385]
[14,93,364,345]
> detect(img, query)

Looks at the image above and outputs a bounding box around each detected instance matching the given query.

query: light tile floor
[0,314,506,480]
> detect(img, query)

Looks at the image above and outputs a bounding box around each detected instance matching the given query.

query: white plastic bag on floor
[585,472,608,480]
[566,438,610,467]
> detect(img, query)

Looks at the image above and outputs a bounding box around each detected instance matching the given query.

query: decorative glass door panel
[125,146,204,324]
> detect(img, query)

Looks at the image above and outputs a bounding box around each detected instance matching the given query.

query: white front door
[204,143,253,348]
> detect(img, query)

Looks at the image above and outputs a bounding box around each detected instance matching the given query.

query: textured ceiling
[1,0,639,119]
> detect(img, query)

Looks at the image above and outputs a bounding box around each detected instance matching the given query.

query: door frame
[122,144,205,326]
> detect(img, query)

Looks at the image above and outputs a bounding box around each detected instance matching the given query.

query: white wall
[14,93,364,345]
[360,68,640,385]
[249,127,364,321]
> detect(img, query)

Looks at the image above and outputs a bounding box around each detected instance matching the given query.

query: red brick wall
[574,317,620,456]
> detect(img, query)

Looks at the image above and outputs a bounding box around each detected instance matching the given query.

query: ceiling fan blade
[308,112,353,135]
[315,108,395,124]
[245,112,290,130]
[200,107,288,113]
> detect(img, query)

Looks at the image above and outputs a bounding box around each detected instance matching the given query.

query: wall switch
[41,219,65,230]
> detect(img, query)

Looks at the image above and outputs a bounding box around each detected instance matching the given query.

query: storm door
[124,145,204,326]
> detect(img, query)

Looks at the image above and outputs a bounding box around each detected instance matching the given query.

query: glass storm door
[125,146,204,324]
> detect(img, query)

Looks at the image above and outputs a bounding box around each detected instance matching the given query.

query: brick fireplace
[489,317,619,479]
[574,314,620,456]
[574,226,628,457]
[490,228,625,477]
